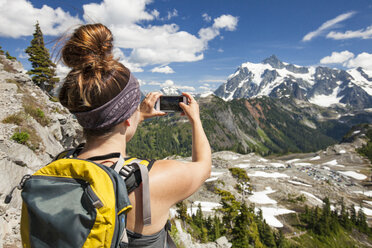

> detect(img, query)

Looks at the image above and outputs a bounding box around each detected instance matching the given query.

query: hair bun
[62,23,114,71]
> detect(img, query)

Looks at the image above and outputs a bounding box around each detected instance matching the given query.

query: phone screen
[160,96,184,112]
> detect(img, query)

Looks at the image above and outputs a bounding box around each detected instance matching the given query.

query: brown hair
[59,23,130,112]
[58,24,130,137]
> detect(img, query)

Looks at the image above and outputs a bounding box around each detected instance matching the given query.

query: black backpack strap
[87,153,121,161]
[54,143,85,160]
[115,156,154,226]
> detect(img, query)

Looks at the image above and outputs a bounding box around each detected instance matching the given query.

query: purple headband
[73,73,141,130]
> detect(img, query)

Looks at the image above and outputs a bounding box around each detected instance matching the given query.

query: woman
[59,23,212,247]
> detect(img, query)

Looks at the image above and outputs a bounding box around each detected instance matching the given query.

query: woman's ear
[124,119,130,127]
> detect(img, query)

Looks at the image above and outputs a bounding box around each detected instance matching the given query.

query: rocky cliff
[0,55,83,247]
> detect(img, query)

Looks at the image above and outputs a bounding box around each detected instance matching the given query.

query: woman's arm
[148,93,212,207]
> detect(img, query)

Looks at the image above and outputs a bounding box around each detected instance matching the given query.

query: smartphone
[155,96,188,112]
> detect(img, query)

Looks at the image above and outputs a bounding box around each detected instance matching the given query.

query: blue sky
[0,0,371,94]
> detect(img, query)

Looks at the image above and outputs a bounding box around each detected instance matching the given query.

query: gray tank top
[127,228,168,248]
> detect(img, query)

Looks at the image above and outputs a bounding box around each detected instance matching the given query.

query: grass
[2,111,43,151]
[5,78,25,93]
[291,228,370,248]
[22,94,50,126]
[2,112,25,126]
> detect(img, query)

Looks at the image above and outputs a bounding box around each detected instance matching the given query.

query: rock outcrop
[0,55,83,247]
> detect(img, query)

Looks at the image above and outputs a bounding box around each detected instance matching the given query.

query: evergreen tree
[0,45,4,55]
[212,215,222,240]
[5,51,16,61]
[350,205,357,224]
[231,202,251,248]
[176,201,188,225]
[275,229,286,248]
[357,206,369,233]
[25,21,59,94]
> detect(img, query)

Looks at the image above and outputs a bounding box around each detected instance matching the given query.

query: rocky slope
[171,124,372,246]
[0,55,83,247]
[215,55,372,110]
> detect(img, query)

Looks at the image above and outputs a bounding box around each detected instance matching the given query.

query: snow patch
[354,191,372,197]
[300,191,323,204]
[323,160,339,166]
[308,86,343,107]
[255,207,295,228]
[269,162,285,168]
[249,187,277,205]
[205,177,218,182]
[247,171,289,178]
[338,171,367,180]
[235,163,251,168]
[310,156,321,161]
[187,201,221,215]
[286,158,300,163]
[355,206,372,216]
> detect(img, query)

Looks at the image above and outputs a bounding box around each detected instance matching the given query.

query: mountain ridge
[214,55,372,109]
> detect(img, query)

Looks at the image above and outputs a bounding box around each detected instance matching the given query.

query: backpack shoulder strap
[116,156,154,226]
[54,143,85,160]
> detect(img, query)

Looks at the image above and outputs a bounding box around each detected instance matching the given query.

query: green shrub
[24,105,49,126]
[11,131,30,144]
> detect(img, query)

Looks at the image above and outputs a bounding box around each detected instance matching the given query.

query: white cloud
[146,79,194,91]
[113,47,144,72]
[320,51,372,71]
[166,9,178,20]
[177,85,195,91]
[0,0,82,38]
[163,79,175,87]
[151,65,175,74]
[56,63,70,80]
[83,0,154,25]
[198,14,238,47]
[0,0,238,70]
[217,48,224,53]
[83,0,238,66]
[199,79,226,83]
[199,86,211,91]
[202,13,212,22]
[320,50,354,64]
[213,15,238,31]
[137,78,146,86]
[302,11,356,42]
[346,52,372,70]
[151,9,160,19]
[327,25,372,40]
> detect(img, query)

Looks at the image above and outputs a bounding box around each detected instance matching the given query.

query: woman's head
[59,24,141,139]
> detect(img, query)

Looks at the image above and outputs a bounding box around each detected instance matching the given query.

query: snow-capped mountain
[214,55,372,109]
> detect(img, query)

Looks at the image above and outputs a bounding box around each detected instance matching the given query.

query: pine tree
[0,45,5,55]
[25,21,59,94]
[231,202,250,248]
[176,201,188,225]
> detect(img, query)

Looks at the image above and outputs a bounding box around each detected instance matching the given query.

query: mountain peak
[262,55,284,69]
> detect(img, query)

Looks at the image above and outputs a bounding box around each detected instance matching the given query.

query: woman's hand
[179,92,200,124]
[139,92,166,122]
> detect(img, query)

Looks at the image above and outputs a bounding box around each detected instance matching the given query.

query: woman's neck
[79,132,127,160]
